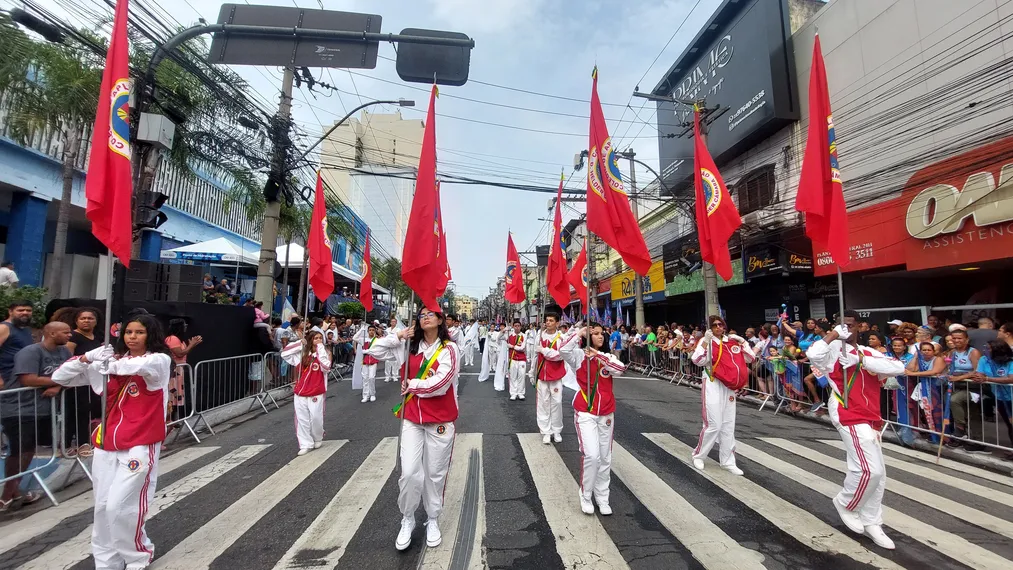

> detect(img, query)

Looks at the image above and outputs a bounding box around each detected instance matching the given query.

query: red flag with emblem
[434,181,451,298]
[359,231,373,312]
[504,233,526,304]
[693,110,741,281]
[586,67,652,276]
[567,240,588,310]
[85,0,133,267]
[308,171,334,302]
[796,34,850,267]
[402,85,443,312]
[546,172,571,309]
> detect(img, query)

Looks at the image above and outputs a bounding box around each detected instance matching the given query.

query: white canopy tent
[159,237,259,266]
[274,242,389,295]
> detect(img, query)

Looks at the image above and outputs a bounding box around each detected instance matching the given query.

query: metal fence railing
[183,353,269,442]
[1,387,60,506]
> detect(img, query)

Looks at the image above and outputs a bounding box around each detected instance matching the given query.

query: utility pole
[255,67,294,306]
[622,149,646,332]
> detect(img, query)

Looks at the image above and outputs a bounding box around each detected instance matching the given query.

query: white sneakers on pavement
[553,433,562,443]
[692,458,705,470]
[297,448,310,456]
[361,398,368,404]
[396,516,415,551]
[370,395,376,402]
[579,497,594,515]
[833,498,865,534]
[510,395,517,401]
[426,519,442,547]
[723,466,744,476]
[542,435,551,444]
[518,395,525,400]
[864,525,895,550]
[598,501,613,516]
[313,441,322,449]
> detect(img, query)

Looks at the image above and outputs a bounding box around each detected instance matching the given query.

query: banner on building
[611,260,666,306]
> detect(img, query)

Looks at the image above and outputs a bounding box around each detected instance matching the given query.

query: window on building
[734,164,776,215]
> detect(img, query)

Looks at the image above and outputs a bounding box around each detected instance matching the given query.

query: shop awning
[276,243,389,295]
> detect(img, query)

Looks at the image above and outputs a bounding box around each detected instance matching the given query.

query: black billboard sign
[743,244,783,279]
[651,0,798,195]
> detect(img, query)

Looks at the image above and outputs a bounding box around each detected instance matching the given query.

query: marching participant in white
[806,310,905,550]
[446,314,463,345]
[384,317,403,382]
[561,323,626,515]
[281,330,331,454]
[461,319,480,367]
[359,325,380,402]
[526,322,539,382]
[366,309,461,552]
[478,323,495,382]
[50,314,173,570]
[506,320,528,400]
[534,312,570,444]
[493,324,509,392]
[691,315,753,475]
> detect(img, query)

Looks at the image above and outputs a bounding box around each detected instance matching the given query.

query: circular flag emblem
[127,459,141,472]
[505,261,518,284]
[311,363,320,371]
[126,384,140,397]
[699,168,722,216]
[731,345,741,354]
[109,79,132,159]
[581,266,588,287]
[436,425,446,435]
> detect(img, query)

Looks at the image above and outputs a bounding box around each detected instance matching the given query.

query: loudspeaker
[122,280,163,302]
[125,260,159,281]
[165,265,202,284]
[166,283,202,303]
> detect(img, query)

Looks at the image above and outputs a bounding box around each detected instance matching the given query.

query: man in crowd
[479,319,489,354]
[968,316,998,353]
[1,319,72,510]
[0,261,19,288]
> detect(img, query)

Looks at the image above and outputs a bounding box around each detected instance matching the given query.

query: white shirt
[0,267,18,286]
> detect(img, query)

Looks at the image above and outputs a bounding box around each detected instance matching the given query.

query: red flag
[693,110,742,281]
[586,67,652,276]
[546,173,571,308]
[567,240,588,310]
[402,85,443,312]
[796,34,850,267]
[359,232,374,312]
[504,234,526,304]
[434,181,451,297]
[85,0,133,267]
[308,171,334,302]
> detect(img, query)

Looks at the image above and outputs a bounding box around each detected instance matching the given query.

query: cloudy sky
[25,0,723,299]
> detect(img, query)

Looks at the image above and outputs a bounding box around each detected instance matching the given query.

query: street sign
[209,4,381,68]
[396,28,472,86]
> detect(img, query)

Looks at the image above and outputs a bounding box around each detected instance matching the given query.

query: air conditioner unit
[741,211,764,226]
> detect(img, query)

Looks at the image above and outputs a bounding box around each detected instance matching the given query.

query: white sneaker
[553,433,562,443]
[396,516,415,551]
[580,497,594,515]
[313,441,322,449]
[510,395,517,401]
[361,398,368,403]
[723,466,744,476]
[518,395,525,400]
[297,448,310,456]
[833,499,865,534]
[692,458,705,470]
[598,502,613,516]
[426,518,442,547]
[370,396,376,402]
[542,435,551,444]
[864,525,895,550]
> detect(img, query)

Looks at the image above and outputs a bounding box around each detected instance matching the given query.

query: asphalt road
[2,360,1012,570]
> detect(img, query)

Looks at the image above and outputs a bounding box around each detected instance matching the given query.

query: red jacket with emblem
[806,339,906,428]
[282,341,331,397]
[362,337,379,366]
[691,335,755,390]
[562,340,627,416]
[366,334,461,424]
[507,333,527,362]
[51,352,173,451]
[536,330,569,381]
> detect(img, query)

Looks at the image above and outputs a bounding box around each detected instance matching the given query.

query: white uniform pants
[693,377,738,468]
[91,444,160,570]
[509,360,527,397]
[575,411,614,504]
[399,420,456,520]
[536,380,564,436]
[834,421,886,526]
[294,394,325,450]
[362,364,377,400]
[464,345,475,366]
[384,360,397,382]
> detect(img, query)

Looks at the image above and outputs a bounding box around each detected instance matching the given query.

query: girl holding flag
[281,330,330,455]
[360,324,380,403]
[560,323,627,515]
[365,309,461,552]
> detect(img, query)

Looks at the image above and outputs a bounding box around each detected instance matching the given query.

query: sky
[21,0,724,300]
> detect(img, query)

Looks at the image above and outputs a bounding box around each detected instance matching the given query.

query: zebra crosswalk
[1,432,1012,570]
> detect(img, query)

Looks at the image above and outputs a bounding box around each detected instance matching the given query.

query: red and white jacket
[282,341,331,397]
[507,333,527,362]
[806,339,905,429]
[367,334,461,424]
[691,334,755,391]
[535,330,570,381]
[560,333,627,416]
[361,336,379,366]
[52,352,172,451]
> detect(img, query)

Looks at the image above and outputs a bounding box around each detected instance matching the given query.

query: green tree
[373,256,411,311]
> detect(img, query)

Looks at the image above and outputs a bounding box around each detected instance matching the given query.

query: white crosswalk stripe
[876,439,1013,487]
[4,433,1013,570]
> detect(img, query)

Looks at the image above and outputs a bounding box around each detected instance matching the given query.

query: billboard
[611,261,666,306]
[651,0,798,194]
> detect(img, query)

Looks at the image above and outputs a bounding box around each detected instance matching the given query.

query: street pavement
[2,360,1013,569]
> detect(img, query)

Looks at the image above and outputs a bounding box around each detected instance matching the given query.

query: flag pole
[98,250,115,451]
[394,291,416,471]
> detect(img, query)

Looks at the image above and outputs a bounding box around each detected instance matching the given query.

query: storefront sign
[787,253,812,271]
[814,136,1013,276]
[611,261,666,304]
[665,259,744,296]
[743,245,812,278]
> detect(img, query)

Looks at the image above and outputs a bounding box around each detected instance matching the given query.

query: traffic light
[135,191,169,231]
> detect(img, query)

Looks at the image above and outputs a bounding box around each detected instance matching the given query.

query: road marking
[421,433,485,570]
[276,438,396,569]
[611,440,765,569]
[762,437,1013,541]
[643,433,901,569]
[872,440,1013,487]
[735,441,1012,570]
[516,433,629,569]
[0,446,218,557]
[150,440,344,569]
[820,439,1013,507]
[15,445,269,570]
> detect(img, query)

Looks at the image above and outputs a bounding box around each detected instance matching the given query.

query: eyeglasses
[419,311,438,320]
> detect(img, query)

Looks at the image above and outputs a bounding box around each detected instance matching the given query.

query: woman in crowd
[906,340,947,442]
[51,313,173,570]
[366,309,461,552]
[165,320,202,429]
[944,328,982,445]
[62,308,104,457]
[281,330,330,455]
[888,337,917,445]
[560,323,626,515]
[898,323,918,353]
[976,340,1013,459]
[914,327,942,355]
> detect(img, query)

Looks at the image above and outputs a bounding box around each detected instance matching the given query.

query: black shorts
[1,416,54,457]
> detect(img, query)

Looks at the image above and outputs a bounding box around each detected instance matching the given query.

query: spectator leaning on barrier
[976,339,1013,460]
[1,321,72,510]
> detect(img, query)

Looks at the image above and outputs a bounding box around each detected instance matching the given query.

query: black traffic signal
[135,191,169,231]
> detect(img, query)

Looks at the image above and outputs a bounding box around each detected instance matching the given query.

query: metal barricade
[628,345,647,372]
[57,384,100,484]
[1,387,60,506]
[185,353,268,442]
[768,359,822,416]
[165,362,198,444]
[261,351,298,408]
